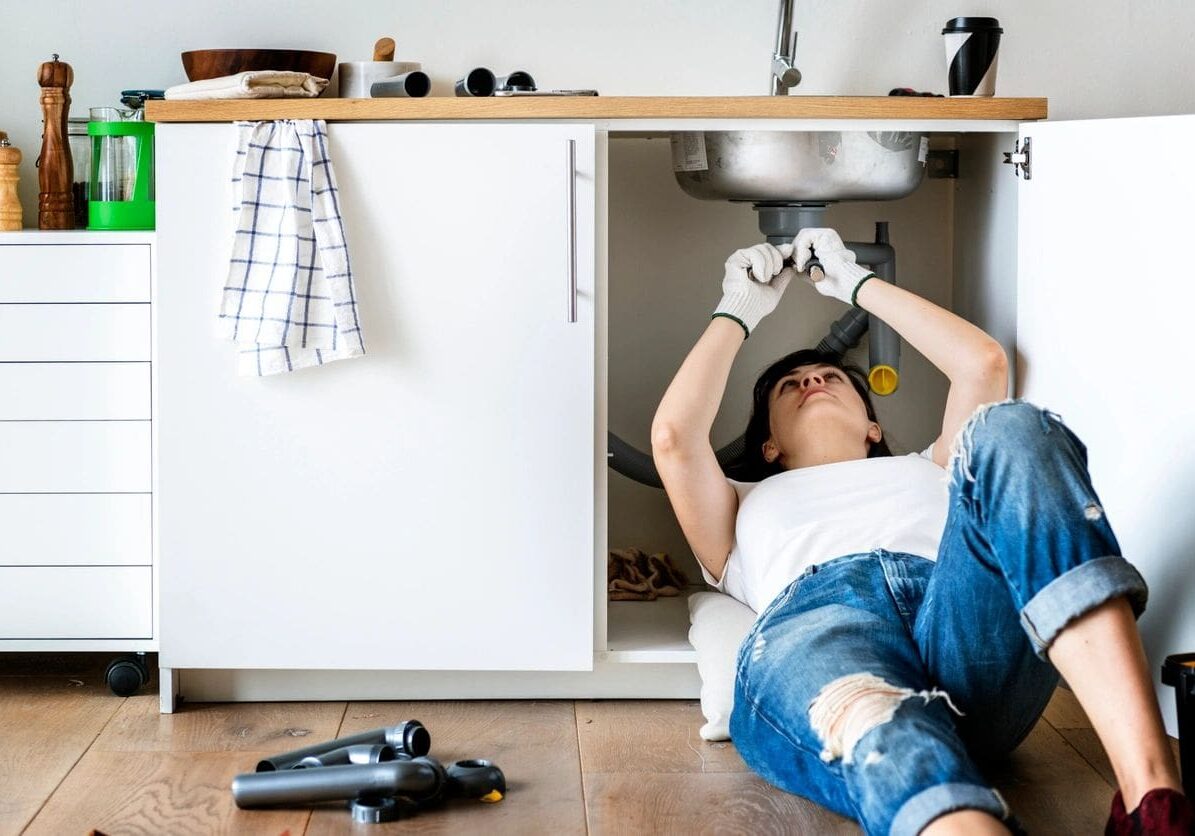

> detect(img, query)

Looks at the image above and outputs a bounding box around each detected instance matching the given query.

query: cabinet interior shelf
[605,593,697,664]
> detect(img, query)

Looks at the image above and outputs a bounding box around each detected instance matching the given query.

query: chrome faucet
[771,0,802,94]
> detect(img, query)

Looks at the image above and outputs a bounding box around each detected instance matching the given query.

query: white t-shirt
[701,446,949,613]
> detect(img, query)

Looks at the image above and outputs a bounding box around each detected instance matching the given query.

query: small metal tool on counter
[493,89,599,97]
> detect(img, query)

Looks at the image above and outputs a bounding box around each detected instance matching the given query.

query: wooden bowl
[181,49,337,82]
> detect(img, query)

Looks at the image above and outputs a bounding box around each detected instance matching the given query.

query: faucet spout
[771,0,802,94]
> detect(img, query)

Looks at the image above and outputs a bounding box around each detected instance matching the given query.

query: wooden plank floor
[0,654,1178,835]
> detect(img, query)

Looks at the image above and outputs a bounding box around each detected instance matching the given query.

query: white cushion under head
[687,591,758,741]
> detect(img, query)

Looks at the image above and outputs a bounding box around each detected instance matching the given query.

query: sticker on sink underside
[671,132,708,172]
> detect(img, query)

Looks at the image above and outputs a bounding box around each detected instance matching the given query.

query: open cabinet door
[1016,115,1195,735]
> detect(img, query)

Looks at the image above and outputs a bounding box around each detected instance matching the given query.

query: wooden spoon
[373,37,395,62]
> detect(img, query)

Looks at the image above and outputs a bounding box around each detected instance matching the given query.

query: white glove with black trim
[792,228,876,306]
[712,243,796,338]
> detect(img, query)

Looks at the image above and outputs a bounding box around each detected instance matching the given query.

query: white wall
[5,0,1195,212]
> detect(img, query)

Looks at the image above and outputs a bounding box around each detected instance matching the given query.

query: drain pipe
[844,223,901,396]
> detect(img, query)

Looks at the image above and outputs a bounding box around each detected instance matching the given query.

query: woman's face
[762,363,882,467]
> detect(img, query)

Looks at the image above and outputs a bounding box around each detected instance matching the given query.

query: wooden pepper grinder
[0,132,22,231]
[37,53,74,229]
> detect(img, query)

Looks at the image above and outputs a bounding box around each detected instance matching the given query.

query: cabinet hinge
[1003,137,1031,180]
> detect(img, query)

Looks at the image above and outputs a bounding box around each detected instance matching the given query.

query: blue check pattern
[219,119,365,375]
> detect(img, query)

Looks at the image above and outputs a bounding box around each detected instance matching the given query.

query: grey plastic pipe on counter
[495,70,536,92]
[233,759,443,808]
[455,68,496,97]
[371,71,431,98]
[255,721,430,772]
[338,61,422,98]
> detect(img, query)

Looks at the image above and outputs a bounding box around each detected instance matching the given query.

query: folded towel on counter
[166,71,328,100]
[607,548,690,601]
[220,119,365,375]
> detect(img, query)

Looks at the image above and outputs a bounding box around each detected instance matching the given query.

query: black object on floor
[1162,654,1195,799]
[104,653,150,696]
[233,720,506,825]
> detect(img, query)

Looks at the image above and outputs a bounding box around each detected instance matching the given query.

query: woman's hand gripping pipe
[712,242,798,338]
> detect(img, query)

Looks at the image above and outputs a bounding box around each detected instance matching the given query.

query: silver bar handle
[566,138,578,324]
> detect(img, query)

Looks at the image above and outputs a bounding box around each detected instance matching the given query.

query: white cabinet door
[1016,115,1195,735]
[157,123,594,671]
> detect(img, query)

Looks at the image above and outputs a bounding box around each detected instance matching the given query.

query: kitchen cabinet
[0,233,156,693]
[156,124,596,694]
[1014,115,1195,737]
[152,111,1032,710]
[149,104,1194,734]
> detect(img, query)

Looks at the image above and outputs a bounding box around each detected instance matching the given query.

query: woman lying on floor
[651,229,1193,836]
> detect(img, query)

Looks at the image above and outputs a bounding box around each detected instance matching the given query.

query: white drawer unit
[0,243,150,302]
[0,567,152,639]
[0,363,150,420]
[0,303,150,361]
[0,494,152,566]
[0,421,151,493]
[0,232,156,693]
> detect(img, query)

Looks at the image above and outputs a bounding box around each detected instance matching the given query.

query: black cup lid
[943,17,1003,34]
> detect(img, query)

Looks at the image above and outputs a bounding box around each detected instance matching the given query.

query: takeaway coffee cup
[942,17,1003,96]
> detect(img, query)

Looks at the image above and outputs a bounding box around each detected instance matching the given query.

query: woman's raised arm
[653,243,796,582]
[793,228,1008,468]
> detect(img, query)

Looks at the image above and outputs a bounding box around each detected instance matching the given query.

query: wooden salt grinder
[37,54,74,229]
[0,132,22,231]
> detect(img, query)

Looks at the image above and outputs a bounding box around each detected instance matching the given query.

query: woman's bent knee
[948,399,1084,485]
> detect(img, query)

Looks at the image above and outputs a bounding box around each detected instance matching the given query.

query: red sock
[1106,788,1195,835]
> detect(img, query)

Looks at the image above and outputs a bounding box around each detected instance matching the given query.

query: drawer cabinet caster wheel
[105,653,149,697]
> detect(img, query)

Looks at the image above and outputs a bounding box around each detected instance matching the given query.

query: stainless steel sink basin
[672,131,927,203]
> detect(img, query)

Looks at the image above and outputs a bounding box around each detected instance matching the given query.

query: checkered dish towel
[219,119,365,376]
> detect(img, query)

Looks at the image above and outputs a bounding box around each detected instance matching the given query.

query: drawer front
[0,304,150,361]
[0,566,152,638]
[0,422,150,493]
[0,494,151,566]
[0,363,150,420]
[0,244,151,302]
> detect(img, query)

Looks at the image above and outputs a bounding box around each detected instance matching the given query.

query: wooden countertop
[146,95,1047,123]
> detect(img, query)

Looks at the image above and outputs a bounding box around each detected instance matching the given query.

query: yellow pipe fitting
[868,364,899,396]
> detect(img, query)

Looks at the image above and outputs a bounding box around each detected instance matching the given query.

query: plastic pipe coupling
[255,721,430,772]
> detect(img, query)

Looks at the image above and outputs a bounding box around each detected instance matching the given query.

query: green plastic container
[88,120,154,230]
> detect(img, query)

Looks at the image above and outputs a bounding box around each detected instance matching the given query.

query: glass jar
[67,117,90,228]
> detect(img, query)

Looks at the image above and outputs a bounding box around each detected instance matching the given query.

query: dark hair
[724,348,893,482]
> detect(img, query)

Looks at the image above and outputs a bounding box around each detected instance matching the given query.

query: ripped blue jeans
[729,400,1148,836]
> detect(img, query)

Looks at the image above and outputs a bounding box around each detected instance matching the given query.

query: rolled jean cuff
[890,782,1011,836]
[1020,556,1149,659]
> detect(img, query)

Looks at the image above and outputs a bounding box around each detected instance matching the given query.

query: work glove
[792,228,876,307]
[712,243,796,338]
